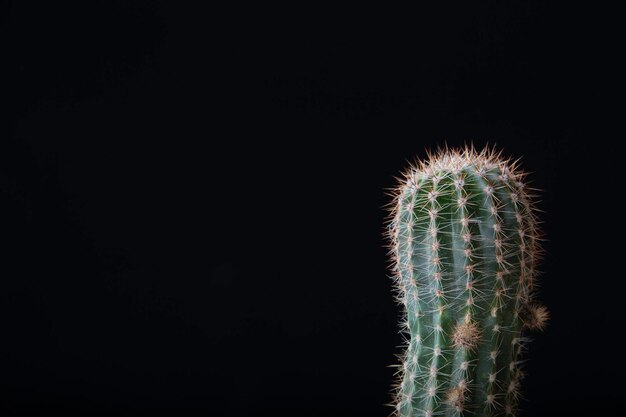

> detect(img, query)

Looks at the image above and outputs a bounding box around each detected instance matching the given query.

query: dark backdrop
[1,1,620,416]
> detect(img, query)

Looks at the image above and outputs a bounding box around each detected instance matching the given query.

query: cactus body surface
[386,147,547,417]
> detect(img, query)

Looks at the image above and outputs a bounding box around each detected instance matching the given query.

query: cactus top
[385,147,547,417]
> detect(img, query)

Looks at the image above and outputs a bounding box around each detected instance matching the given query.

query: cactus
[386,146,548,417]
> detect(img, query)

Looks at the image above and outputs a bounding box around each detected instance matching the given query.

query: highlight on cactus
[385,146,548,417]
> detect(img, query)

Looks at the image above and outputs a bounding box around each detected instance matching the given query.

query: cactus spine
[386,147,547,417]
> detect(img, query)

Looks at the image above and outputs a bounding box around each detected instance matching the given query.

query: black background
[1,1,621,416]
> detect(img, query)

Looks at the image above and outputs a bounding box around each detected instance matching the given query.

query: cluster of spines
[385,146,547,417]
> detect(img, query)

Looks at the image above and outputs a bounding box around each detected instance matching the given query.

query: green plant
[386,146,548,417]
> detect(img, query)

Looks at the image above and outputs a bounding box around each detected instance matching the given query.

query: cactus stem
[386,146,547,417]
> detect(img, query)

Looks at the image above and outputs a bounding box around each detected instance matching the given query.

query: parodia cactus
[386,147,548,417]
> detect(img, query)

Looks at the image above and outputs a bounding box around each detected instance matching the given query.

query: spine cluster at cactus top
[386,147,548,417]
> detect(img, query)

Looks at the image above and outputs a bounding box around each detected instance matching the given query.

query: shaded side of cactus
[386,147,548,417]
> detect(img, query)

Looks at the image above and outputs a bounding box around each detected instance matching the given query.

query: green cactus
[386,146,548,417]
